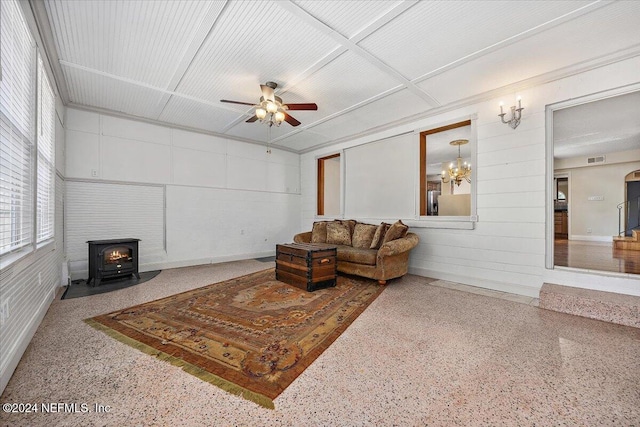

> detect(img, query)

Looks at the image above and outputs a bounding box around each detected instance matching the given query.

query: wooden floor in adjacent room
[554,238,640,275]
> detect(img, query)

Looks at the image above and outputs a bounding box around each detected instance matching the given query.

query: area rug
[85,268,383,408]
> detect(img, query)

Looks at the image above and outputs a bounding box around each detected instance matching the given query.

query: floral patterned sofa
[293,220,419,285]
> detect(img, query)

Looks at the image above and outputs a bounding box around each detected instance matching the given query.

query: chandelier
[255,95,286,127]
[441,139,471,186]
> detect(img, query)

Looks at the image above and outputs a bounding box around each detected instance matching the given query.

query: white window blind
[0,0,36,255]
[36,55,55,242]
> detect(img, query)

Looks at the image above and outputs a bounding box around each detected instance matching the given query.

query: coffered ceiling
[37,0,640,153]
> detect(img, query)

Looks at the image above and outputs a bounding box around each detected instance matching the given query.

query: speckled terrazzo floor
[1,259,639,426]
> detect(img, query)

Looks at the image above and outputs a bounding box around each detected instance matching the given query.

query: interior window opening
[420,120,472,217]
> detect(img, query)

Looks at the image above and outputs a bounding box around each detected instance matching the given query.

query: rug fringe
[83,318,275,409]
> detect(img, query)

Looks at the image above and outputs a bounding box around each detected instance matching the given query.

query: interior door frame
[625,176,640,235]
[544,82,640,270]
[553,172,570,239]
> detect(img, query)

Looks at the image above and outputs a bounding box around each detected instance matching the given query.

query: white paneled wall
[300,56,640,297]
[64,108,301,278]
[166,186,299,265]
[344,134,415,219]
[65,181,166,278]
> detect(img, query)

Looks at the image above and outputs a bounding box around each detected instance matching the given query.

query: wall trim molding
[142,252,275,272]
[408,266,541,298]
[569,235,613,242]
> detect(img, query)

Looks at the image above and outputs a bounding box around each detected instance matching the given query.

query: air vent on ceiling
[587,155,605,165]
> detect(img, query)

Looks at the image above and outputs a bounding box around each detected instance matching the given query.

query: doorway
[317,154,341,216]
[546,87,640,275]
[624,175,640,236]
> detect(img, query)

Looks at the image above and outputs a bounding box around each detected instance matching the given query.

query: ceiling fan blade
[284,103,318,111]
[220,99,256,106]
[284,112,301,127]
[260,84,275,103]
[246,115,259,123]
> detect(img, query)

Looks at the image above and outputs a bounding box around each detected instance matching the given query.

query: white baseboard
[408,266,541,298]
[143,251,275,272]
[570,235,613,242]
[1,285,56,394]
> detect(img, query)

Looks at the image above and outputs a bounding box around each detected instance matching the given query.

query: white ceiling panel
[45,0,220,87]
[308,89,433,141]
[358,1,594,80]
[281,50,401,117]
[416,1,640,106]
[274,130,333,152]
[158,96,243,134]
[174,1,340,104]
[62,66,166,119]
[293,0,403,39]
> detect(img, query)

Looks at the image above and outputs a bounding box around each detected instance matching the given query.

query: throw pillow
[382,220,409,245]
[311,221,328,243]
[326,221,352,245]
[352,223,377,248]
[370,222,390,249]
[339,219,357,237]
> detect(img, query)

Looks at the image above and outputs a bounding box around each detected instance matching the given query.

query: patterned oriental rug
[85,268,384,408]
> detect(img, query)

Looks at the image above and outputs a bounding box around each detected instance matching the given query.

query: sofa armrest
[377,233,419,258]
[294,231,312,243]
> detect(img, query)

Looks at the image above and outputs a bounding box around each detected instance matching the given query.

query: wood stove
[87,238,140,286]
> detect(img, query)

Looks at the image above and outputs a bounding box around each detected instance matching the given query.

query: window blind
[0,0,36,255]
[36,55,55,242]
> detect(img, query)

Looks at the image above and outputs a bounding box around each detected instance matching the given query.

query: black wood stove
[87,238,140,286]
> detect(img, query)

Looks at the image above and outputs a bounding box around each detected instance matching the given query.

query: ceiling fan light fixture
[266,102,278,114]
[220,81,317,128]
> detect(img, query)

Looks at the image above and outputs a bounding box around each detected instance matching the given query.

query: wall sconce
[498,97,524,129]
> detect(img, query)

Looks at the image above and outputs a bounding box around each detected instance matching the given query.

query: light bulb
[275,111,285,122]
[256,108,267,119]
[266,102,278,114]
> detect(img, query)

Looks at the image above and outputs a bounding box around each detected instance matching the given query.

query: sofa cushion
[337,246,377,266]
[339,219,357,237]
[370,222,390,249]
[327,221,352,245]
[352,223,377,248]
[382,220,409,245]
[311,221,328,243]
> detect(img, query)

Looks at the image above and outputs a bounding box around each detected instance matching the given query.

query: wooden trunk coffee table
[275,243,337,292]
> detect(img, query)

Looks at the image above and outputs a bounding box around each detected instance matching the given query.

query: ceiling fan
[220,81,317,127]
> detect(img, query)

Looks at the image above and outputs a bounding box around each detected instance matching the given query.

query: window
[0,0,36,255]
[419,120,472,217]
[0,0,55,258]
[36,56,56,243]
[317,154,340,216]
